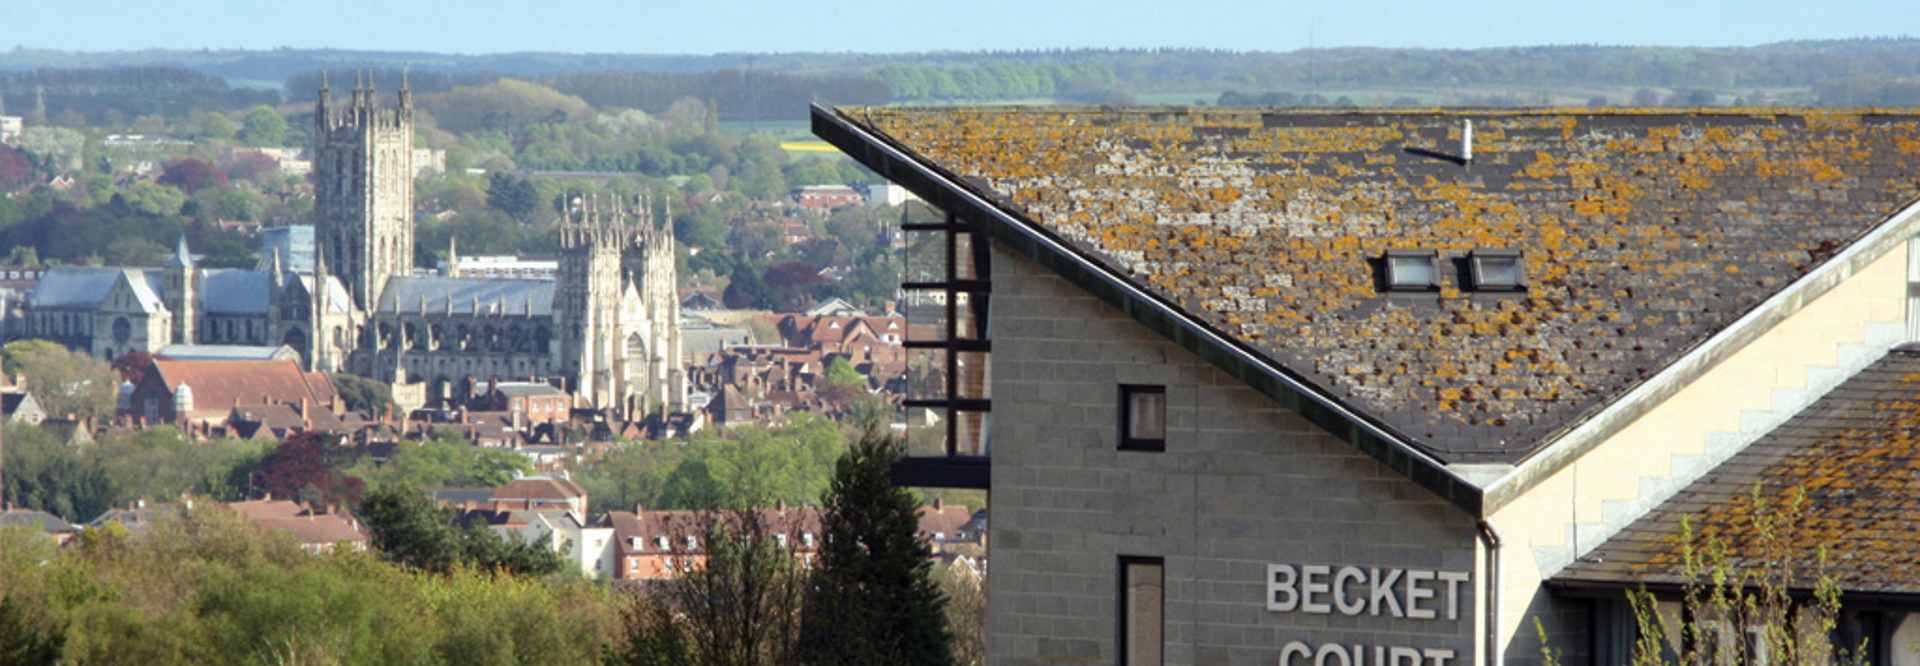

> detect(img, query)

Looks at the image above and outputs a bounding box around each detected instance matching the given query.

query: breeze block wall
[987,246,1483,666]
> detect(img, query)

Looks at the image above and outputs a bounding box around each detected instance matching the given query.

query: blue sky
[4,0,1910,54]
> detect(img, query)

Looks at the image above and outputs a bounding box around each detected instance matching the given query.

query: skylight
[1469,250,1525,291]
[1383,250,1441,291]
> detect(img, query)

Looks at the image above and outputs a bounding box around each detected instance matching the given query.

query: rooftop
[832,106,1920,464]
[1556,345,1920,596]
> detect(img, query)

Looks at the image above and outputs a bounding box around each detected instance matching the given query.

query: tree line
[0,426,977,666]
[0,67,278,126]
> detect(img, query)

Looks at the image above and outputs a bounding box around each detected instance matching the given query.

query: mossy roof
[836,106,1920,464]
[1556,346,1920,595]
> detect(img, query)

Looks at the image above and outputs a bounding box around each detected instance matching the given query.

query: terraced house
[814,105,1920,665]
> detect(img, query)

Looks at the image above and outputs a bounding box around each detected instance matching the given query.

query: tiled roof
[495,476,587,502]
[1556,346,1920,595]
[157,344,299,361]
[151,358,338,414]
[0,508,79,533]
[839,106,1920,463]
[492,382,567,398]
[375,276,554,316]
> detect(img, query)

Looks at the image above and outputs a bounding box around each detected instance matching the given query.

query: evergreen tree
[798,427,955,666]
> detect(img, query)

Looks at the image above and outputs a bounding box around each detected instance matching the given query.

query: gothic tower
[554,199,628,411]
[553,198,685,417]
[617,199,685,416]
[313,73,414,312]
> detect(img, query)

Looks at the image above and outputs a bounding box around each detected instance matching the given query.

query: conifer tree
[797,427,955,666]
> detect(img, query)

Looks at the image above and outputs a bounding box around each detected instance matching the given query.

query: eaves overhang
[1480,193,1920,514]
[813,104,1487,516]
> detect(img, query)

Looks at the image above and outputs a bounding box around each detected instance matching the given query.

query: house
[87,500,185,535]
[816,104,1920,665]
[480,381,572,424]
[599,502,825,581]
[441,476,606,577]
[120,357,342,434]
[462,506,615,578]
[227,498,370,554]
[1,390,47,426]
[0,507,81,546]
[791,185,863,211]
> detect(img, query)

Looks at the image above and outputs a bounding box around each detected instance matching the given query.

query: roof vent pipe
[1462,120,1474,164]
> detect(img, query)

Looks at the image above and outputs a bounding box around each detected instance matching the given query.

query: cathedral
[11,78,686,417]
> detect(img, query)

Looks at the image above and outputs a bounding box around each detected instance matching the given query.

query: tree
[329,372,394,414]
[609,507,806,666]
[157,157,228,194]
[798,427,955,666]
[111,350,154,385]
[2,339,118,420]
[238,105,287,147]
[358,484,463,573]
[225,149,280,187]
[1621,486,1863,665]
[198,113,237,141]
[488,172,541,220]
[0,144,30,188]
[255,431,362,507]
[819,356,865,404]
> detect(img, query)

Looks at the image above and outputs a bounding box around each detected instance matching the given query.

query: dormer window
[1469,250,1525,291]
[655,535,670,550]
[802,533,817,548]
[1383,250,1441,291]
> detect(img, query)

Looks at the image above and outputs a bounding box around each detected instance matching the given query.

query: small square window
[1469,250,1525,291]
[1121,385,1166,451]
[1383,250,1441,291]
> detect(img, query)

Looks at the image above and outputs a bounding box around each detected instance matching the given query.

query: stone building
[14,80,684,417]
[817,104,1920,665]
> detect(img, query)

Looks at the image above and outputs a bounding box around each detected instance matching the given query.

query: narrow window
[1120,385,1166,451]
[1121,556,1165,666]
[1383,249,1441,291]
[1469,250,1525,291]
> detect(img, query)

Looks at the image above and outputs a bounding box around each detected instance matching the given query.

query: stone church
[12,78,685,417]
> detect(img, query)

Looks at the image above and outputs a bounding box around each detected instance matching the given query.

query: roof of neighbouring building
[491,382,567,399]
[0,508,79,533]
[200,269,277,315]
[1555,345,1920,596]
[157,344,301,361]
[825,105,1920,465]
[375,276,555,317]
[147,358,338,414]
[27,267,164,312]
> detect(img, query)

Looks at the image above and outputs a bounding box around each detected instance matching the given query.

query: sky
[3,0,1911,55]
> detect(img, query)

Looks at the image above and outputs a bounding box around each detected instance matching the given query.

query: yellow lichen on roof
[849,106,1920,461]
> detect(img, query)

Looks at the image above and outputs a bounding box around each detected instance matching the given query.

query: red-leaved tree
[157,157,228,194]
[0,144,29,187]
[256,431,363,507]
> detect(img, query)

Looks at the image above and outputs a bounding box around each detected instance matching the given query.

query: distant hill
[2,39,1917,119]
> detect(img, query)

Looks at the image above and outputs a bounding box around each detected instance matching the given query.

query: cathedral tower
[313,73,414,312]
[554,198,685,416]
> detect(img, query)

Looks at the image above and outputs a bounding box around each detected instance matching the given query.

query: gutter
[812,104,1486,515]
